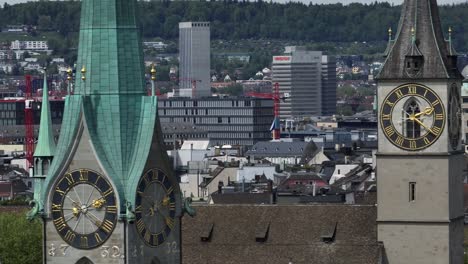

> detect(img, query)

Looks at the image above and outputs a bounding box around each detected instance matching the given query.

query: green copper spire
[33,72,56,157]
[74,0,145,95]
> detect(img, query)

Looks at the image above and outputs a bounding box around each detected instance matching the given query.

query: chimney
[312,181,316,196]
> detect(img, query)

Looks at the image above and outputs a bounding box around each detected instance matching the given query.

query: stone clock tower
[28,0,182,263]
[376,0,464,263]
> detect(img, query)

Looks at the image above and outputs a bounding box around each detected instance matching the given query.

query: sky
[0,0,465,5]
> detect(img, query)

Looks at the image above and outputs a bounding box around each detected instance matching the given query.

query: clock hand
[411,117,434,134]
[413,107,434,117]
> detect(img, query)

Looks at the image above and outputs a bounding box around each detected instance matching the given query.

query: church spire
[33,72,56,157]
[377,0,462,80]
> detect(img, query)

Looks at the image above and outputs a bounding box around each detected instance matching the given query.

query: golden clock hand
[414,107,434,117]
[412,117,434,134]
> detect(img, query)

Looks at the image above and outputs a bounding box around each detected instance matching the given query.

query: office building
[272,46,337,119]
[179,22,211,98]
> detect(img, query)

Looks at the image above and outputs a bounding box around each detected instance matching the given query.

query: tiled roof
[210,193,272,204]
[246,141,317,158]
[182,204,382,264]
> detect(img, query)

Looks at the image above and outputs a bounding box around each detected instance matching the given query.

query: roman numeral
[385,100,394,107]
[136,219,145,233]
[80,236,88,248]
[431,100,440,107]
[79,170,88,181]
[165,217,175,229]
[381,114,391,120]
[144,230,151,243]
[51,203,62,212]
[423,137,430,145]
[435,114,444,120]
[169,202,176,211]
[102,188,113,198]
[94,233,102,243]
[395,136,404,146]
[409,140,417,149]
[101,220,114,234]
[53,217,67,232]
[64,230,76,243]
[107,206,117,214]
[432,126,441,135]
[395,89,404,99]
[135,205,142,213]
[64,173,74,185]
[408,85,417,94]
[423,89,428,97]
[166,186,173,194]
[384,126,395,137]
[55,187,66,196]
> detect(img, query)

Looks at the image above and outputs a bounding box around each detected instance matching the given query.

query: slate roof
[210,193,272,204]
[246,141,318,160]
[182,204,382,264]
[377,0,462,80]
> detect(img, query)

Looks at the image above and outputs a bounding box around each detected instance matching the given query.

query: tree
[37,15,52,30]
[0,210,42,264]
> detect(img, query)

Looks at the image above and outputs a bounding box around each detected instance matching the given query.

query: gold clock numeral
[80,236,88,248]
[408,85,417,94]
[64,230,76,243]
[423,137,431,145]
[135,205,142,213]
[432,126,441,135]
[101,220,114,233]
[51,203,62,212]
[409,140,417,149]
[55,187,66,196]
[107,206,117,214]
[384,126,395,137]
[435,114,444,120]
[395,136,404,146]
[152,170,158,181]
[431,100,440,107]
[165,217,175,229]
[423,89,428,97]
[64,173,74,185]
[169,202,176,211]
[144,230,151,243]
[136,219,145,233]
[79,170,88,181]
[381,114,391,120]
[385,100,394,107]
[166,186,174,194]
[53,217,67,232]
[395,89,404,99]
[102,188,113,198]
[94,233,103,243]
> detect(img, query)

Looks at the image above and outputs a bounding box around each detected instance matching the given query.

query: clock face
[448,84,461,149]
[51,169,117,249]
[135,168,176,247]
[380,83,445,151]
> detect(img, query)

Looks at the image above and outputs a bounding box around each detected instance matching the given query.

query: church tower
[28,0,182,263]
[376,0,464,263]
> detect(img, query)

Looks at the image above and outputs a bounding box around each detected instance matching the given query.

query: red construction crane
[246,82,285,140]
[24,75,35,168]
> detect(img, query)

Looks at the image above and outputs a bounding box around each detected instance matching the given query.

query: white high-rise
[178,22,210,98]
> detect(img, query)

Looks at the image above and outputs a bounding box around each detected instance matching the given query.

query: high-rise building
[376,0,464,262]
[272,46,336,119]
[179,22,210,98]
[321,55,337,115]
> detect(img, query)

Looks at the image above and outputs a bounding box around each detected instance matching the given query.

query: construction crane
[24,75,34,168]
[246,82,287,140]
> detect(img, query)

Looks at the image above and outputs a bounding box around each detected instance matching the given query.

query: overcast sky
[0,0,466,6]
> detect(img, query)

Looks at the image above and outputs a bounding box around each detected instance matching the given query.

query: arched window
[403,99,421,138]
[42,159,49,175]
[76,257,93,264]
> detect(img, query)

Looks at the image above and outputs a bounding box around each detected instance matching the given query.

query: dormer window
[405,55,424,78]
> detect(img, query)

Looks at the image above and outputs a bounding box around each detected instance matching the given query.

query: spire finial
[80,66,86,81]
[388,28,392,41]
[410,27,416,44]
[448,27,452,40]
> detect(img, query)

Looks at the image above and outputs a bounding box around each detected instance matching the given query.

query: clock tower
[28,0,182,263]
[376,0,464,263]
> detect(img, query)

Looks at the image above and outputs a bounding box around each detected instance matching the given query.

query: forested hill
[0,1,467,51]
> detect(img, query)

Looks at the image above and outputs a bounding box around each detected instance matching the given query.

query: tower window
[409,182,416,201]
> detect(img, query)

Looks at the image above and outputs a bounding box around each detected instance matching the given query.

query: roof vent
[321,221,337,243]
[201,222,214,242]
[255,221,270,242]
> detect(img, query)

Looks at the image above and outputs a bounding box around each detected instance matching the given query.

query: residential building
[10,40,48,50]
[178,22,210,98]
[272,46,337,119]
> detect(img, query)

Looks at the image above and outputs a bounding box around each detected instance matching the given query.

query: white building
[10,40,48,51]
[178,22,210,98]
